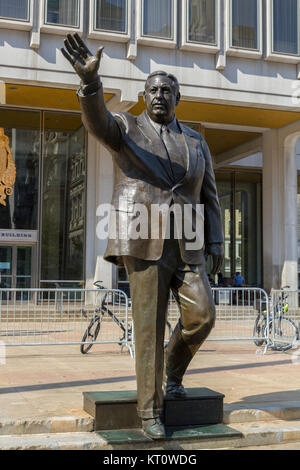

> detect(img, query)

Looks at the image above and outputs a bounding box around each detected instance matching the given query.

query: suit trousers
[123,235,216,420]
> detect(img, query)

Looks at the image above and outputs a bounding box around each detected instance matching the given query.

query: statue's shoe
[166,380,187,398]
[142,417,166,440]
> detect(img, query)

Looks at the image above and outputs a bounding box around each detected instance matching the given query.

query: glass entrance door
[0,246,13,289]
[0,246,33,290]
[16,247,32,289]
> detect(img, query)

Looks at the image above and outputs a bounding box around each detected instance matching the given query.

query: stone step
[1,401,299,439]
[1,419,300,449]
[0,414,94,436]
[226,419,300,450]
[224,401,300,424]
[238,441,300,450]
[0,432,103,450]
[1,402,300,438]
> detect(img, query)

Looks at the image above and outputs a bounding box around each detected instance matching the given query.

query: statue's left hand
[206,243,224,275]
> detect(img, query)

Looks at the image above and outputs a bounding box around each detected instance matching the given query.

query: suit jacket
[79,82,224,266]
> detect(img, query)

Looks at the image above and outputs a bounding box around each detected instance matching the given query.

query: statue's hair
[145,71,180,95]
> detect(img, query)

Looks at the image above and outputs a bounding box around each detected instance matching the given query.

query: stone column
[262,128,299,292]
[85,136,116,290]
[280,133,299,292]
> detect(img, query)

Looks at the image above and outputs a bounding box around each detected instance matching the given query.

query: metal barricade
[214,288,270,345]
[130,288,270,357]
[168,287,270,345]
[0,286,272,356]
[0,288,133,356]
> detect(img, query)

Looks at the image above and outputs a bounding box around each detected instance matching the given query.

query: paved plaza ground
[0,340,300,421]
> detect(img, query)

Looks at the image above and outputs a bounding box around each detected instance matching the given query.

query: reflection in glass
[235,174,262,287]
[46,0,79,27]
[0,0,29,20]
[143,0,173,39]
[273,0,299,55]
[117,267,130,296]
[188,0,216,45]
[216,176,233,280]
[231,0,258,49]
[95,0,127,33]
[41,113,85,283]
[0,110,40,230]
[229,153,262,168]
[215,172,262,287]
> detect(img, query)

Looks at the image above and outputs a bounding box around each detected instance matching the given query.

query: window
[45,0,79,27]
[41,0,82,35]
[95,0,127,33]
[231,0,258,50]
[188,0,216,45]
[0,0,29,21]
[0,109,40,231]
[181,0,219,53]
[137,0,177,48]
[273,0,299,55]
[142,0,173,39]
[0,108,86,289]
[41,112,86,283]
[88,0,130,42]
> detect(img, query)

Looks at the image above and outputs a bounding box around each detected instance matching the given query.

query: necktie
[160,125,187,184]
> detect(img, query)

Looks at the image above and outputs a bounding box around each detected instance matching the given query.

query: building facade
[0,0,299,293]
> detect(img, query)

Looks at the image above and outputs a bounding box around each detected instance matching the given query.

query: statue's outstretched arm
[61,33,122,151]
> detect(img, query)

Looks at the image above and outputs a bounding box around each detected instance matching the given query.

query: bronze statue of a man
[62,33,224,440]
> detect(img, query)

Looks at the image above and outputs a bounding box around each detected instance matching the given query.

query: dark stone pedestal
[83,388,224,431]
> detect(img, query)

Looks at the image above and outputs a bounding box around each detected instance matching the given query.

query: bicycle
[80,281,173,354]
[253,287,299,352]
[80,281,132,354]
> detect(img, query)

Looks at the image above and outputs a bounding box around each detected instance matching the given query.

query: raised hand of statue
[61,33,103,85]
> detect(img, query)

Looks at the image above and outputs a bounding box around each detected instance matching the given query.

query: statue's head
[143,71,181,124]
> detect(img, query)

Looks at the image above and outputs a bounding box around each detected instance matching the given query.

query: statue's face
[143,75,180,124]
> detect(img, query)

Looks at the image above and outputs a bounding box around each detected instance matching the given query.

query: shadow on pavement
[0,359,292,395]
[186,359,291,376]
[231,390,300,406]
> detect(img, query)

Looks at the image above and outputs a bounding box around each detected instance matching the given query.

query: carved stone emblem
[0,128,16,206]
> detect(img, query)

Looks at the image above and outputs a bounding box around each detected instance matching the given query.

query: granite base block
[83,388,224,431]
